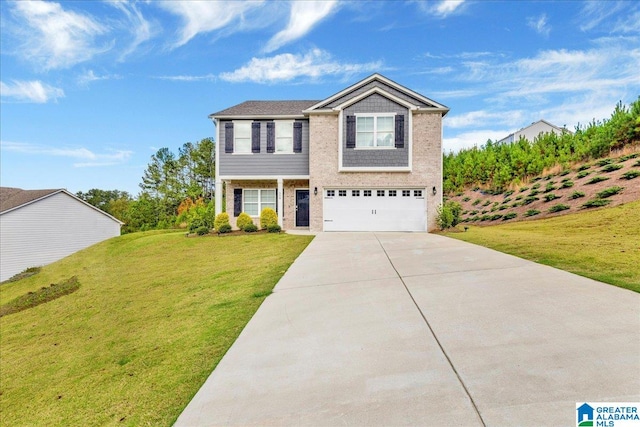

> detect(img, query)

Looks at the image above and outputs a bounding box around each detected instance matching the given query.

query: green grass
[0,230,313,426]
[447,201,640,292]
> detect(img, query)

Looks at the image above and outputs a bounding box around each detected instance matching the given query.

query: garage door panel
[323,189,426,232]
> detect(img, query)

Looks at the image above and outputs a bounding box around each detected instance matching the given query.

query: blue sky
[1,0,639,196]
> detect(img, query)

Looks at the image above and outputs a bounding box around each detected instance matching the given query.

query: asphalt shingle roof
[0,187,61,213]
[210,100,320,117]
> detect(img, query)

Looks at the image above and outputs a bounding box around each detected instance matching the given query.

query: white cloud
[578,1,627,32]
[443,130,509,153]
[219,48,382,83]
[527,14,550,37]
[417,0,466,18]
[0,80,64,103]
[445,110,525,129]
[158,1,264,48]
[1,141,132,167]
[264,1,338,52]
[77,70,122,86]
[156,74,217,82]
[109,0,156,60]
[8,1,110,70]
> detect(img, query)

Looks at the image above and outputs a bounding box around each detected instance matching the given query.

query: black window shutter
[346,115,356,148]
[251,122,261,153]
[266,122,275,153]
[225,123,234,153]
[233,189,242,217]
[293,122,303,153]
[395,115,405,148]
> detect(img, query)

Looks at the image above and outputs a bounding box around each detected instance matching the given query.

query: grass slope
[0,230,313,426]
[447,201,640,292]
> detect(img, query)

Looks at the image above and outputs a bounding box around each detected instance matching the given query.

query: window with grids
[402,190,411,197]
[377,190,385,197]
[414,190,423,197]
[338,190,347,197]
[326,190,335,197]
[364,190,372,197]
[352,190,360,196]
[234,121,252,153]
[275,121,293,153]
[389,190,397,197]
[356,115,394,148]
[243,189,276,216]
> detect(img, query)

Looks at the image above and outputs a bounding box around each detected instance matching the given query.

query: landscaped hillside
[448,152,640,225]
[0,231,313,426]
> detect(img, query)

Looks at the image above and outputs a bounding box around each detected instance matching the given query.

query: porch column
[277,178,283,227]
[215,179,222,216]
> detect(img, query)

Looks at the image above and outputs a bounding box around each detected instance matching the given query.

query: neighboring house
[0,187,123,282]
[210,73,449,232]
[497,119,570,144]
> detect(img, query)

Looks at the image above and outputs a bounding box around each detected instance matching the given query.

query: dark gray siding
[343,94,409,168]
[326,80,429,109]
[219,119,310,176]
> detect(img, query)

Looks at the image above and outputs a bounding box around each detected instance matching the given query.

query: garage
[323,188,426,231]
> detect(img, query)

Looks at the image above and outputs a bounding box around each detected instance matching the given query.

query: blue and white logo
[577,402,640,427]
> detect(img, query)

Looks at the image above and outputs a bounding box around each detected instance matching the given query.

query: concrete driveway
[175,232,640,426]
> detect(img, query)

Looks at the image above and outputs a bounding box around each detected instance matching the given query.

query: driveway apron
[175,232,640,426]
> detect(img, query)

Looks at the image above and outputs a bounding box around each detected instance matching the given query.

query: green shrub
[524,209,540,217]
[196,226,210,236]
[559,170,571,176]
[586,176,610,184]
[3,266,41,283]
[503,212,517,220]
[472,199,481,206]
[600,163,623,173]
[531,183,541,189]
[544,193,560,202]
[634,160,640,167]
[577,164,591,171]
[481,209,488,214]
[544,175,554,181]
[531,177,542,183]
[498,205,508,211]
[560,180,574,188]
[456,191,464,196]
[519,186,529,192]
[236,212,254,231]
[529,189,540,196]
[596,158,614,167]
[502,197,512,204]
[511,202,522,207]
[436,201,462,229]
[490,214,503,221]
[503,190,514,197]
[462,196,471,202]
[214,212,230,230]
[582,199,611,209]
[618,153,639,162]
[482,200,491,207]
[548,204,570,213]
[621,170,640,180]
[569,191,585,199]
[267,224,282,233]
[515,195,523,201]
[596,186,624,198]
[217,223,232,233]
[544,183,556,193]
[576,170,591,179]
[260,207,278,229]
[244,223,258,233]
[522,196,539,205]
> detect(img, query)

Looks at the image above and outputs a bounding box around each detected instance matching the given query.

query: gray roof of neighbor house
[209,100,320,118]
[0,187,60,213]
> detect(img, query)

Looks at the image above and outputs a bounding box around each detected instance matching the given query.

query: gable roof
[209,100,320,119]
[0,187,124,224]
[305,73,449,115]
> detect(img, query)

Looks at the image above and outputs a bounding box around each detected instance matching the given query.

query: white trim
[338,166,412,172]
[334,87,419,111]
[220,175,310,180]
[275,119,295,154]
[337,109,344,172]
[209,114,306,120]
[354,113,396,149]
[294,188,310,227]
[277,178,283,227]
[305,73,449,113]
[232,120,252,154]
[242,188,277,217]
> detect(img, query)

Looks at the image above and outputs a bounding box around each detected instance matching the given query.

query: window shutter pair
[345,115,405,148]
[233,189,242,217]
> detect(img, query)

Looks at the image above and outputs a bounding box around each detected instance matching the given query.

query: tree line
[76,138,215,233]
[443,97,640,193]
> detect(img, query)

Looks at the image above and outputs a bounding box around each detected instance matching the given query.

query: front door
[295,190,310,227]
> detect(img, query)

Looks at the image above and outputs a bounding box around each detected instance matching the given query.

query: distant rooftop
[0,187,61,213]
[210,100,320,118]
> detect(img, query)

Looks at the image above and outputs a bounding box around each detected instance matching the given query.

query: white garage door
[323,189,426,232]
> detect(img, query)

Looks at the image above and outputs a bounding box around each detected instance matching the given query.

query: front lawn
[446,201,640,292]
[0,231,313,426]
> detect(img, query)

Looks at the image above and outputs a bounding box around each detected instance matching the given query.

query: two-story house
[209,74,449,232]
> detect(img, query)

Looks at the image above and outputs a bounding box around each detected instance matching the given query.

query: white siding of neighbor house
[0,192,121,281]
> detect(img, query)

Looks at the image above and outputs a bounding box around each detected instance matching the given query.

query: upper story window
[276,121,293,153]
[356,114,394,148]
[234,121,252,154]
